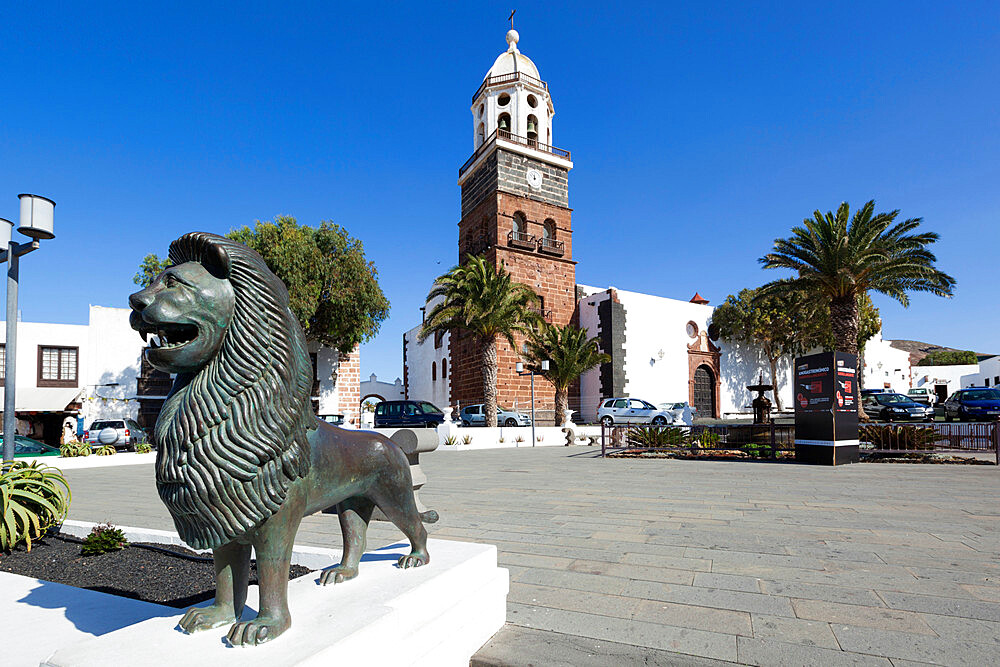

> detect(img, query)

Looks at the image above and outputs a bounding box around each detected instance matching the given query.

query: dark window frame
[37,345,78,387]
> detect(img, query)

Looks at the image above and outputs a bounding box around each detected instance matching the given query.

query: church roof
[485,30,541,81]
[689,293,710,305]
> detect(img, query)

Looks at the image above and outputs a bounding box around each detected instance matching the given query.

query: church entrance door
[693,365,715,418]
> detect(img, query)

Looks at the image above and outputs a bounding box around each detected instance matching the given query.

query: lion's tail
[420,509,440,524]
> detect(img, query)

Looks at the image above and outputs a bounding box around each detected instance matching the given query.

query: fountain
[747,371,774,425]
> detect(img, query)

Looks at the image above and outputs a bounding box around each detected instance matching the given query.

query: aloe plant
[95,444,117,456]
[443,435,459,447]
[134,441,153,454]
[0,461,72,551]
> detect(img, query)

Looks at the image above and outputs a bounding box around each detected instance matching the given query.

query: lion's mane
[154,232,314,550]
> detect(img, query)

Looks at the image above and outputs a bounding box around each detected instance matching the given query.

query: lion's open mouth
[137,321,199,350]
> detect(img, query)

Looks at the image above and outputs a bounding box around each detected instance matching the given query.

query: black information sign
[794,351,859,465]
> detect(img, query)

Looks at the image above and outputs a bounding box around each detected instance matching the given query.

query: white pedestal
[39,539,507,667]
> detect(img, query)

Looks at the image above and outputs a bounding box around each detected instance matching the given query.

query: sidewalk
[63,446,1000,665]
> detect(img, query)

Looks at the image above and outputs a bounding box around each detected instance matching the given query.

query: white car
[906,388,936,406]
[597,398,674,426]
[658,402,696,425]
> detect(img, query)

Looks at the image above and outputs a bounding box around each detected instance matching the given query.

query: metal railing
[600,423,795,458]
[862,422,1000,463]
[538,237,565,256]
[600,422,1000,464]
[459,129,571,177]
[508,230,537,248]
[472,71,548,103]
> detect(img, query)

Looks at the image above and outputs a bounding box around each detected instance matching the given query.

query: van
[373,400,445,429]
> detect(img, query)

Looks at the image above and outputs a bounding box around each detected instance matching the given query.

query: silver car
[85,418,148,450]
[460,404,531,427]
[598,398,674,426]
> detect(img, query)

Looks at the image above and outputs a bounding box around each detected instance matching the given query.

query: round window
[686,321,699,339]
[498,93,511,106]
[527,94,538,108]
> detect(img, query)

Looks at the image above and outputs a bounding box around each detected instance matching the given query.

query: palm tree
[761,201,954,419]
[420,255,540,427]
[760,200,955,357]
[524,323,610,426]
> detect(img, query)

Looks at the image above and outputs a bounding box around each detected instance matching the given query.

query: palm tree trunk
[830,295,859,356]
[768,356,783,412]
[554,386,569,426]
[481,335,499,427]
[830,295,868,420]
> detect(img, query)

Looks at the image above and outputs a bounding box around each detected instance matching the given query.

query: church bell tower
[451,29,576,417]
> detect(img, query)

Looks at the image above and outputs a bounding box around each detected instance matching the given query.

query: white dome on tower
[484,29,541,80]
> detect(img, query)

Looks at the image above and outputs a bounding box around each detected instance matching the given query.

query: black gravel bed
[0,533,313,608]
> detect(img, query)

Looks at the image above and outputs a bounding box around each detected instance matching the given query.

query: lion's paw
[320,564,358,586]
[226,614,290,647]
[398,551,429,569]
[179,604,237,633]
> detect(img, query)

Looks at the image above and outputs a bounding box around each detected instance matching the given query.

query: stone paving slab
[60,445,1000,665]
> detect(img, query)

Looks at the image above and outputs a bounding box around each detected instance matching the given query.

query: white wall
[0,320,89,414]
[973,356,1000,388]
[912,364,981,395]
[577,286,605,421]
[616,288,713,406]
[860,332,911,393]
[81,306,142,425]
[718,340,794,414]
[404,322,451,410]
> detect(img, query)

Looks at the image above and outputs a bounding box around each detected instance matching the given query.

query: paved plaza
[63,446,1000,665]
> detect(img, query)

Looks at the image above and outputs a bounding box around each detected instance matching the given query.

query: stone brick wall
[334,347,361,427]
[451,145,576,423]
[496,150,569,208]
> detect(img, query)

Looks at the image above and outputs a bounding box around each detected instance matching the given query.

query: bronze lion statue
[128,232,431,646]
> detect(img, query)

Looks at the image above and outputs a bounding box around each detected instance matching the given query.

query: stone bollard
[348,428,439,521]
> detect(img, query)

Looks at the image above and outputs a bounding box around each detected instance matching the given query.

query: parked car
[862,393,935,422]
[860,388,892,397]
[319,414,345,426]
[597,398,674,426]
[459,404,531,427]
[942,388,1000,422]
[657,402,696,422]
[84,419,147,450]
[1,435,60,458]
[373,400,445,429]
[906,387,936,405]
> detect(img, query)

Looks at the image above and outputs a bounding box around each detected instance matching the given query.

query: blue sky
[2,1,998,380]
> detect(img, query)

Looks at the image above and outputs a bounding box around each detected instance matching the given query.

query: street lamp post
[1,194,56,463]
[516,360,549,447]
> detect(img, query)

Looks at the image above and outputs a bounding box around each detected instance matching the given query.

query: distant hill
[889,339,996,365]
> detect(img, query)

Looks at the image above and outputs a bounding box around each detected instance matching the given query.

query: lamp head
[0,218,12,249]
[515,362,524,373]
[18,194,56,240]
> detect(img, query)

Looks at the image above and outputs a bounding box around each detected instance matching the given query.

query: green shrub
[0,461,72,552]
[443,435,458,447]
[95,444,116,456]
[694,429,722,449]
[134,441,153,454]
[60,442,92,458]
[627,426,689,448]
[81,523,128,556]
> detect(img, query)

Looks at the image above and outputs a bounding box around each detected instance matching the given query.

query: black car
[942,388,1000,422]
[862,392,935,422]
[373,400,445,429]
